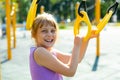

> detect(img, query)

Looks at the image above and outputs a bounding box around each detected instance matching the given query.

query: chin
[44,45,53,49]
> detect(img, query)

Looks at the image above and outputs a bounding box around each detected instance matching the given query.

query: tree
[17,0,30,23]
[0,1,6,23]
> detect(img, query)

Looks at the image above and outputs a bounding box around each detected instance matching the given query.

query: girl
[30,13,97,80]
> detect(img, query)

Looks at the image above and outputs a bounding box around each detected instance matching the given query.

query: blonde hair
[31,13,59,38]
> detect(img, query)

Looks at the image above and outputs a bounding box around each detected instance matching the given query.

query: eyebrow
[40,26,56,29]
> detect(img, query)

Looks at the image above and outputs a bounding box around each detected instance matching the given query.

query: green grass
[58,22,74,30]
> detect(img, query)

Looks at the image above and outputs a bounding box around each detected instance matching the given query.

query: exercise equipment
[26,0,41,30]
[6,0,12,60]
[11,3,16,48]
[74,0,118,41]
[95,2,118,34]
[74,1,92,41]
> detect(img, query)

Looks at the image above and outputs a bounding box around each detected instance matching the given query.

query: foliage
[101,0,115,17]
[0,0,120,23]
[0,2,5,23]
[101,0,120,21]
[17,0,30,23]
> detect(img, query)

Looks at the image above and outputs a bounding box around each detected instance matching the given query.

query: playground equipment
[95,0,101,57]
[0,1,17,78]
[74,0,118,57]
[74,0,118,41]
[74,1,92,41]
[26,0,41,30]
[74,0,118,71]
[6,0,12,60]
[95,0,101,25]
[11,3,17,48]
[5,0,17,60]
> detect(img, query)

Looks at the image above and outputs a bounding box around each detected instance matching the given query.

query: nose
[47,31,53,37]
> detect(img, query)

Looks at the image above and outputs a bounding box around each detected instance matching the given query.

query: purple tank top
[29,47,63,80]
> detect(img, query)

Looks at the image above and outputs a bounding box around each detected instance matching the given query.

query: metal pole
[95,0,101,57]
[6,0,12,60]
[11,4,16,48]
[95,0,100,24]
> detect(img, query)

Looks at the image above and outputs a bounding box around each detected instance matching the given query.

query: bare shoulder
[34,47,47,54]
[33,47,52,65]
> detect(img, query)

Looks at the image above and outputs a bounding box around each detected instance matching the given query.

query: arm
[34,36,83,77]
[78,40,89,63]
[55,43,88,65]
[78,30,98,63]
[56,30,98,64]
[55,50,71,64]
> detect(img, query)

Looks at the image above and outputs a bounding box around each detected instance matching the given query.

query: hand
[74,35,83,46]
[89,29,99,39]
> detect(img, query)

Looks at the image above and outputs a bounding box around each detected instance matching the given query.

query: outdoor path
[0,26,120,80]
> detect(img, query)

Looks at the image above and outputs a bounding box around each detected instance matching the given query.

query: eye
[51,29,56,33]
[41,30,47,33]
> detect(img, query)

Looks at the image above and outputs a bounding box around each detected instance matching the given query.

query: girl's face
[35,25,57,50]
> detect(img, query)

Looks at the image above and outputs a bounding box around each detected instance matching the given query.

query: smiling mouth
[45,39,53,43]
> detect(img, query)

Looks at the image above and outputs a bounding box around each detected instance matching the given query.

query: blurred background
[0,0,120,24]
[0,0,120,80]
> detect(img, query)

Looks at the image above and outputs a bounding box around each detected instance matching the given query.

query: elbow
[63,70,76,77]
[62,64,78,77]
[67,72,75,77]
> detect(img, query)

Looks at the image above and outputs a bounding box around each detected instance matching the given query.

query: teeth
[47,40,51,42]
[45,40,52,42]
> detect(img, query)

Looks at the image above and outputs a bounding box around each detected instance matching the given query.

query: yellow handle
[74,11,92,41]
[95,11,113,34]
[26,0,37,30]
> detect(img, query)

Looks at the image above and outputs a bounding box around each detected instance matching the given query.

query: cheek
[54,34,57,40]
[35,33,42,40]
